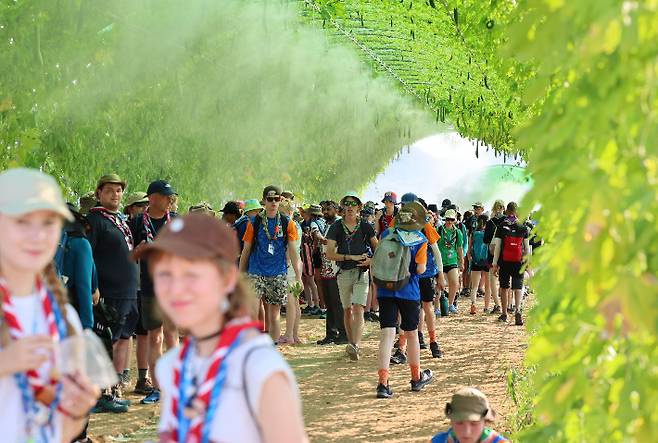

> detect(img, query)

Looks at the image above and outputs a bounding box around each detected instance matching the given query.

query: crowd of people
[0,167,539,442]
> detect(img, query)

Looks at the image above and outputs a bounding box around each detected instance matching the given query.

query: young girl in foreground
[0,168,99,442]
[134,213,307,443]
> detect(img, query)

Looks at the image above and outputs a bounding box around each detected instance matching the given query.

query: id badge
[268,243,275,255]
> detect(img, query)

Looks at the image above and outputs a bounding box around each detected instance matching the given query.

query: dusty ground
[89,296,528,442]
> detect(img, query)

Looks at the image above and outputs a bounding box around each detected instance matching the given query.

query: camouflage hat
[124,192,149,208]
[79,191,97,215]
[96,173,126,190]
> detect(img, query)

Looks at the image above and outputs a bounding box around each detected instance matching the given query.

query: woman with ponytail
[134,213,307,443]
[0,168,100,442]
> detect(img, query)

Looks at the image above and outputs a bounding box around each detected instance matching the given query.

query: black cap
[220,201,241,216]
[147,180,177,196]
[262,185,282,199]
[441,199,452,208]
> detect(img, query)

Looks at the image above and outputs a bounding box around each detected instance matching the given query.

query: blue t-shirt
[245,215,297,277]
[431,428,508,443]
[377,229,428,301]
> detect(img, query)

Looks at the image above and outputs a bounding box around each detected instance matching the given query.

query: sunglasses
[265,196,281,203]
[343,200,359,207]
[445,218,456,222]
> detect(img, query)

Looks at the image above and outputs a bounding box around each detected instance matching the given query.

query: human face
[149,193,172,214]
[128,203,148,218]
[264,195,280,214]
[342,198,361,219]
[152,254,237,335]
[452,419,485,443]
[384,200,394,212]
[322,206,336,221]
[444,218,456,228]
[98,183,124,212]
[474,206,484,216]
[0,211,63,275]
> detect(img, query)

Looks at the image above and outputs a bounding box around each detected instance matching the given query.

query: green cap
[96,173,126,190]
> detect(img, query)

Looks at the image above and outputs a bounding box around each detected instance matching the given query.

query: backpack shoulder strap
[251,215,262,247]
[281,215,290,249]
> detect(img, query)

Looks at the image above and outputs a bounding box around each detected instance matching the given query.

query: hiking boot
[515,311,524,326]
[134,377,154,395]
[498,314,508,322]
[449,304,457,314]
[346,343,360,361]
[470,304,477,315]
[335,335,349,345]
[92,395,129,413]
[491,305,501,314]
[376,383,393,399]
[390,348,407,365]
[140,389,161,405]
[418,332,427,349]
[410,369,433,392]
[316,336,336,345]
[430,342,443,358]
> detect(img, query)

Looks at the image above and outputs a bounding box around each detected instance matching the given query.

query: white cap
[0,168,73,221]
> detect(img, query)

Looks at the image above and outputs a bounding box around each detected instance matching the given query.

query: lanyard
[261,213,281,242]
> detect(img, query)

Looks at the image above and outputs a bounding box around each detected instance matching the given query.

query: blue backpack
[471,230,488,265]
[54,230,69,277]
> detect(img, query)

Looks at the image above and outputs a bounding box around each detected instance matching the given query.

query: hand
[134,240,147,253]
[436,275,445,292]
[0,335,53,376]
[296,276,304,292]
[375,210,383,220]
[59,373,100,419]
[92,289,100,306]
[458,261,464,272]
[492,264,500,277]
[321,238,328,245]
[358,256,371,268]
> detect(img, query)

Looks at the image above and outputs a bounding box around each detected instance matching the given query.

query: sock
[138,368,148,381]
[378,369,389,385]
[398,334,407,352]
[429,330,436,344]
[410,364,420,381]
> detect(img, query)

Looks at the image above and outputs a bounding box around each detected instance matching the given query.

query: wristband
[57,405,87,421]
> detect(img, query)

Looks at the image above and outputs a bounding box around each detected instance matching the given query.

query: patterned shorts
[249,274,288,306]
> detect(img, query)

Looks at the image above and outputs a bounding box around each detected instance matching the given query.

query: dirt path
[89,297,528,442]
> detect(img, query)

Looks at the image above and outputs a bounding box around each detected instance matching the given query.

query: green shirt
[438,225,463,266]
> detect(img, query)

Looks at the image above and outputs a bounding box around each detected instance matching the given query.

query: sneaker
[112,396,132,407]
[301,306,313,315]
[346,343,360,361]
[434,308,441,317]
[376,383,393,399]
[498,314,508,322]
[390,348,407,365]
[430,342,443,358]
[335,335,349,345]
[140,389,161,405]
[491,305,501,314]
[363,311,372,321]
[470,304,477,315]
[319,310,327,319]
[449,304,458,314]
[92,395,129,413]
[410,369,433,392]
[418,332,427,350]
[477,289,485,297]
[316,336,336,345]
[507,305,515,314]
[369,311,379,322]
[134,378,154,395]
[515,311,524,326]
[111,384,123,399]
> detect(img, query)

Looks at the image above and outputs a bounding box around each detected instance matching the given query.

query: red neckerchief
[90,207,134,250]
[143,208,171,243]
[164,317,263,443]
[0,277,60,405]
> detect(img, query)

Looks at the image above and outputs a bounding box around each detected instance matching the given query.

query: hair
[506,201,519,215]
[0,261,75,347]
[492,199,505,213]
[477,214,489,230]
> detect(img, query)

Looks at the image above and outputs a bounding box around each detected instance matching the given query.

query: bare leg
[136,334,149,372]
[344,307,354,344]
[447,269,459,305]
[112,338,130,374]
[422,302,437,342]
[266,303,281,341]
[351,304,365,347]
[163,318,179,350]
[147,327,163,389]
[489,271,501,308]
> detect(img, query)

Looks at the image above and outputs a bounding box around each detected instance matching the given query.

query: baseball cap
[445,387,496,422]
[473,201,484,209]
[147,180,177,196]
[262,185,282,200]
[381,192,398,204]
[125,192,149,208]
[0,168,73,221]
[96,173,126,191]
[401,192,418,204]
[220,201,242,216]
[444,209,457,220]
[243,199,262,213]
[133,213,239,263]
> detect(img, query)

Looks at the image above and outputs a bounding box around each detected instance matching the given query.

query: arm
[287,241,303,283]
[492,238,502,275]
[430,242,445,290]
[239,222,255,273]
[258,372,309,443]
[325,239,351,262]
[524,238,532,259]
[73,240,95,329]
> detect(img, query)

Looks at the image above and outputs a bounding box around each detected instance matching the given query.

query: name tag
[268,243,275,255]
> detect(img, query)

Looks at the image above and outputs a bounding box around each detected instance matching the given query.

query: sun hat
[381,191,398,204]
[125,192,149,208]
[243,199,262,213]
[445,387,496,422]
[133,213,239,263]
[306,204,323,216]
[96,173,127,191]
[444,209,458,220]
[341,191,362,206]
[394,201,426,231]
[281,190,295,200]
[0,168,73,221]
[473,201,484,209]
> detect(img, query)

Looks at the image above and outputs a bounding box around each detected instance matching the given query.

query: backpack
[502,226,524,263]
[472,230,489,265]
[54,230,69,278]
[252,214,290,250]
[371,229,411,291]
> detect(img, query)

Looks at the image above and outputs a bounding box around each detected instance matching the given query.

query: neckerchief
[340,217,361,241]
[260,212,281,242]
[90,207,134,250]
[0,277,68,441]
[143,208,171,243]
[440,225,458,250]
[446,427,505,443]
[166,317,263,443]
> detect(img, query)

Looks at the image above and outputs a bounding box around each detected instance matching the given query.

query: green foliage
[0,0,436,207]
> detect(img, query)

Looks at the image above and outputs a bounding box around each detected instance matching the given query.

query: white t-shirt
[157,332,299,443]
[0,294,83,443]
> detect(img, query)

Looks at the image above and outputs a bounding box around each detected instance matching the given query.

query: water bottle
[440,292,449,317]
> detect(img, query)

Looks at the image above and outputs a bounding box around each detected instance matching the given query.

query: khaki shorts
[337,268,369,308]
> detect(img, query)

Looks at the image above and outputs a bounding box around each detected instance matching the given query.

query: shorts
[250,274,288,306]
[134,291,147,336]
[141,295,164,331]
[418,277,436,303]
[443,264,458,273]
[312,249,322,269]
[336,268,370,308]
[378,297,421,331]
[104,298,138,342]
[499,262,524,290]
[471,263,489,273]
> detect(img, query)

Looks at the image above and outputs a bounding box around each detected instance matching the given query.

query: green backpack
[371,229,412,291]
